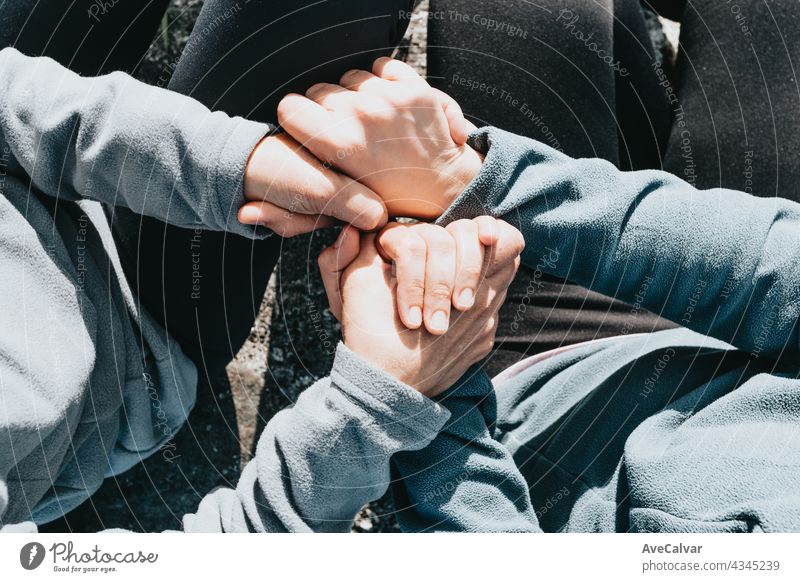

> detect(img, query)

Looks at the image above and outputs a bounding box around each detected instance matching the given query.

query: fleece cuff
[436,125,565,226]
[211,116,274,239]
[329,343,451,449]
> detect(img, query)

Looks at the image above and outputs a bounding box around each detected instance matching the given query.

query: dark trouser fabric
[661,1,800,199]
[0,0,171,76]
[429,0,800,376]
[428,0,678,375]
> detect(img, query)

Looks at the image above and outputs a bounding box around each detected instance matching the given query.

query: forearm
[438,127,800,360]
[0,47,269,236]
[182,344,450,532]
[391,367,540,533]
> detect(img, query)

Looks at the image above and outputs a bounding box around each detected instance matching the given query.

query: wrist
[437,145,484,216]
[242,133,301,202]
[330,343,451,438]
[343,337,436,396]
[242,135,272,202]
[389,145,483,221]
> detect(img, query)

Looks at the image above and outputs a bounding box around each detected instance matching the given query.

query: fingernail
[430,310,449,332]
[333,227,349,249]
[239,206,261,225]
[360,203,387,231]
[458,288,474,308]
[407,306,422,327]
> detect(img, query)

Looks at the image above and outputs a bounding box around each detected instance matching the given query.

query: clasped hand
[239,56,522,392]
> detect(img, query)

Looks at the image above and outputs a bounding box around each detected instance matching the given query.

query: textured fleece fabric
[388,126,800,532]
[3,47,799,533]
[0,47,269,526]
[0,48,453,534]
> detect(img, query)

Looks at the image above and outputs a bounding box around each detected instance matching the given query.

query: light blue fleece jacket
[0,46,263,526]
[0,48,452,532]
[390,126,800,533]
[3,46,798,533]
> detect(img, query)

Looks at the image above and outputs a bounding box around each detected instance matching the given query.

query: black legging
[427,0,800,375]
[0,0,416,382]
[0,0,171,76]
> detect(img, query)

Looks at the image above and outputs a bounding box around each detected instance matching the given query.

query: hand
[277,58,483,220]
[238,133,388,236]
[318,219,523,396]
[375,218,506,334]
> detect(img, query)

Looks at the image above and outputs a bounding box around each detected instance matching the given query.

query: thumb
[318,225,361,320]
[320,177,389,232]
[434,88,471,146]
[238,200,339,237]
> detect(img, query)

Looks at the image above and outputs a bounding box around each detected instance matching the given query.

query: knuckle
[427,283,453,300]
[427,232,456,254]
[305,82,327,97]
[475,215,497,232]
[459,265,483,281]
[513,231,526,254]
[448,218,477,233]
[390,86,429,108]
[373,56,391,71]
[291,194,319,215]
[402,279,426,297]
[408,87,439,108]
[340,69,360,83]
[356,97,391,117]
[498,221,525,253]
[400,235,427,257]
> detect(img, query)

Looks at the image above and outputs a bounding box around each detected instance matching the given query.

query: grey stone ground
[43,0,677,533]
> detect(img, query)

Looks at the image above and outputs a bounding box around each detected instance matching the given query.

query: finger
[356,232,381,263]
[446,219,484,310]
[324,177,389,231]
[434,88,469,146]
[486,220,526,276]
[249,131,388,230]
[339,69,386,93]
[372,56,427,86]
[305,82,353,110]
[418,224,457,335]
[277,91,344,156]
[278,93,334,132]
[277,93,336,147]
[473,316,500,362]
[238,201,338,237]
[318,226,361,321]
[375,222,404,262]
[494,256,522,296]
[474,215,500,246]
[376,224,426,329]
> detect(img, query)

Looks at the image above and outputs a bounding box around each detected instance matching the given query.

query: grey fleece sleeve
[181,343,450,532]
[391,368,540,532]
[0,47,269,237]
[439,126,800,362]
